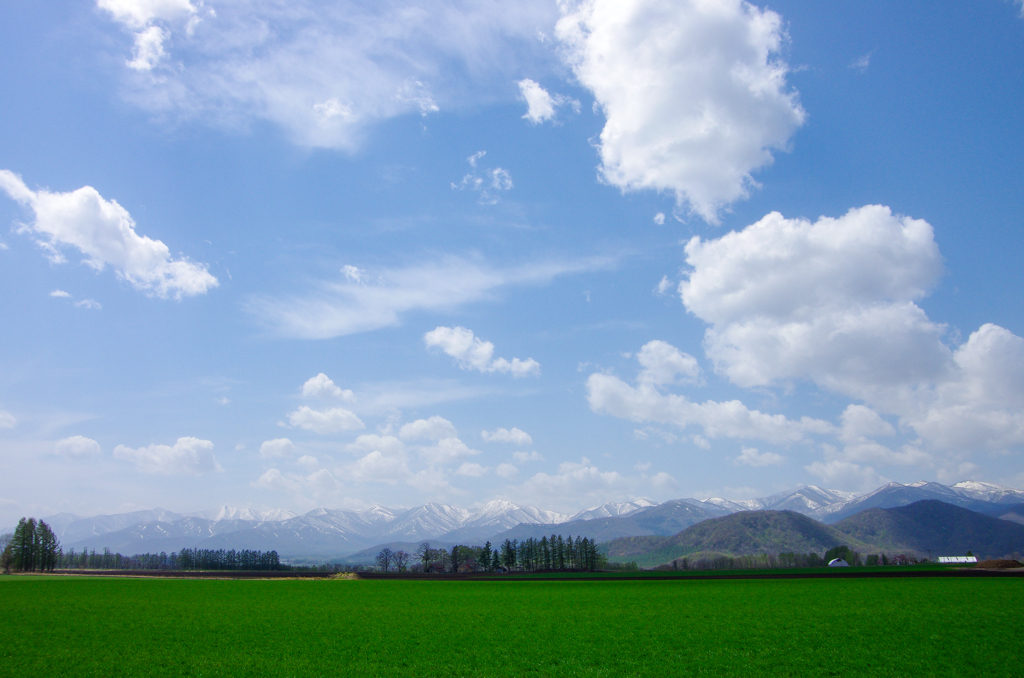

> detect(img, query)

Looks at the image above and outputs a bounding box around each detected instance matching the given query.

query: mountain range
[10,480,1023,560]
[605,500,1024,567]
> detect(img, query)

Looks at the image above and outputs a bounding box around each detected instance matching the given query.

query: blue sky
[1,0,1023,523]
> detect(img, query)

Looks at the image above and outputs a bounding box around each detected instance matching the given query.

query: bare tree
[375,547,394,572]
[394,550,409,573]
[415,542,432,569]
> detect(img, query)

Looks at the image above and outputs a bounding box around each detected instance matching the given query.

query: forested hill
[605,510,879,567]
[832,500,1024,558]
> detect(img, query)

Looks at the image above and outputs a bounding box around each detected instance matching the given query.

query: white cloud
[495,462,519,478]
[247,255,610,339]
[215,397,230,405]
[425,326,541,377]
[418,437,481,465]
[347,434,407,458]
[512,450,544,462]
[259,438,295,459]
[400,416,458,441]
[341,265,366,283]
[653,212,666,225]
[113,436,220,475]
[0,409,16,429]
[637,340,701,386]
[253,468,303,493]
[50,290,70,298]
[452,153,514,204]
[481,427,533,445]
[517,78,578,124]
[55,436,102,459]
[804,459,886,493]
[839,405,895,443]
[556,0,805,222]
[849,51,872,73]
[680,206,948,400]
[456,462,487,477]
[98,0,558,150]
[74,299,102,310]
[346,451,411,484]
[296,455,319,471]
[678,205,1024,461]
[97,0,197,29]
[505,457,677,511]
[735,446,783,467]
[286,406,365,434]
[587,342,832,444]
[128,25,169,71]
[301,373,355,401]
[0,170,217,299]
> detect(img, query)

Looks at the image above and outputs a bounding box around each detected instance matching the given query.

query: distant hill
[833,500,1024,559]
[493,500,729,543]
[814,481,1024,523]
[605,510,879,568]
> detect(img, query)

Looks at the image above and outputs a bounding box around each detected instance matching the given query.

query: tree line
[377,535,606,573]
[0,518,60,573]
[1,516,284,573]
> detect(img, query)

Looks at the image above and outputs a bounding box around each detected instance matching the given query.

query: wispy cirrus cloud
[246,255,613,339]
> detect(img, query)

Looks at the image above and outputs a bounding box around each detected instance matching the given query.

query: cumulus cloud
[804,459,887,493]
[74,299,102,310]
[346,451,411,485]
[678,205,1024,460]
[97,0,558,150]
[247,255,610,339]
[849,51,872,73]
[0,408,16,429]
[0,170,217,299]
[680,205,947,399]
[347,434,406,458]
[113,436,220,475]
[495,462,519,479]
[513,450,544,462]
[50,290,71,298]
[637,340,701,386]
[400,416,458,441]
[301,373,355,401]
[481,427,533,445]
[253,468,303,494]
[517,78,578,123]
[55,436,102,459]
[505,457,677,511]
[259,438,296,458]
[418,437,481,465]
[425,326,540,377]
[296,455,319,471]
[735,446,783,467]
[287,406,364,434]
[456,462,487,477]
[556,0,805,222]
[587,342,832,444]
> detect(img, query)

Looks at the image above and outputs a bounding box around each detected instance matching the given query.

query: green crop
[1,575,1019,676]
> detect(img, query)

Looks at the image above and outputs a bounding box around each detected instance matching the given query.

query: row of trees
[1,516,285,573]
[56,547,284,571]
[377,535,607,573]
[664,547,922,571]
[1,518,61,573]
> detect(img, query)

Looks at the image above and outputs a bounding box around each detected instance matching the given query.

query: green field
[1,574,1020,676]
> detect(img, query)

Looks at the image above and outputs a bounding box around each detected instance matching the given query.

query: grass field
[1,574,1021,676]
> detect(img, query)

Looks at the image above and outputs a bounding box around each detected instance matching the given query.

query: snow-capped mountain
[42,479,1024,558]
[812,480,1024,523]
[187,506,298,522]
[569,499,657,521]
[695,486,855,516]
